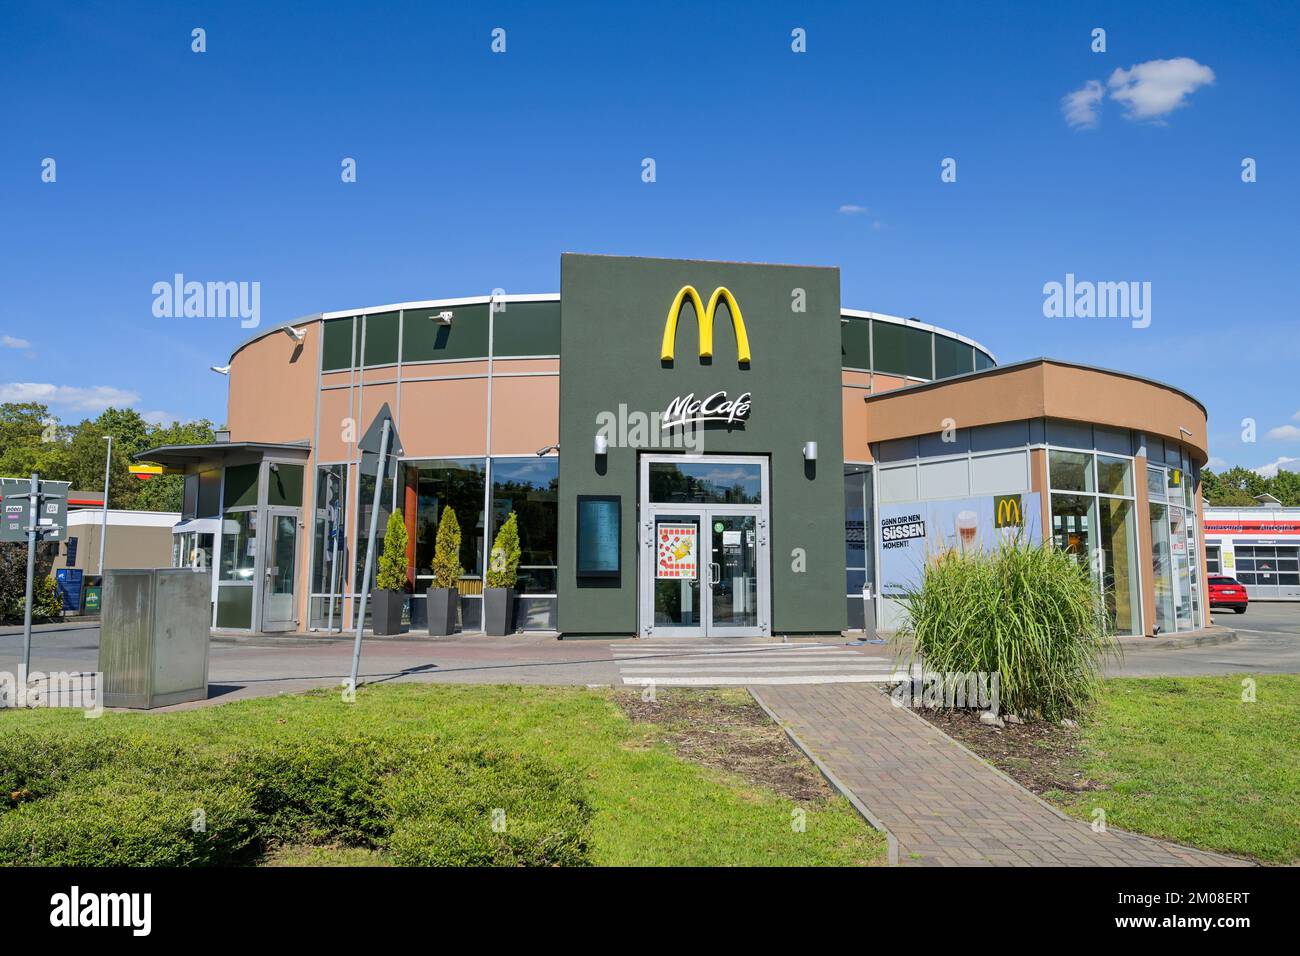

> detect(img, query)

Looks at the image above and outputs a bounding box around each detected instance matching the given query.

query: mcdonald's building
[138,254,1214,639]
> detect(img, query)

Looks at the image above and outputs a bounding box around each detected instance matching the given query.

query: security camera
[210,365,231,375]
[434,311,454,326]
[283,325,306,342]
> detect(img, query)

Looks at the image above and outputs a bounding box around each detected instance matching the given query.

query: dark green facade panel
[362,311,400,367]
[935,335,975,379]
[840,316,871,369]
[321,317,354,371]
[873,321,933,379]
[223,463,259,509]
[267,463,304,507]
[494,300,561,356]
[402,304,490,362]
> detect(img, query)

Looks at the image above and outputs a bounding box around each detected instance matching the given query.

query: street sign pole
[21,473,38,678]
[349,418,390,693]
[98,435,112,576]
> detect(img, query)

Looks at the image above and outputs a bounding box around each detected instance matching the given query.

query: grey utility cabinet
[98,568,211,708]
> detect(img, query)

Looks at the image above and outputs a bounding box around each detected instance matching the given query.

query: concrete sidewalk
[754,682,1251,867]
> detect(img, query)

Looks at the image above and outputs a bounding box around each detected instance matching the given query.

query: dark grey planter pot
[425,587,459,636]
[483,587,517,636]
[370,589,405,636]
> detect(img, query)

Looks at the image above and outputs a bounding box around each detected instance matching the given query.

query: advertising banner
[879,492,1042,598]
[656,524,698,579]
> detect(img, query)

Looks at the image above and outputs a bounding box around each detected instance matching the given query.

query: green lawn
[0,684,885,867]
[1052,675,1300,864]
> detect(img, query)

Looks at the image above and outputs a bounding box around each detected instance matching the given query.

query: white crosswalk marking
[612,641,910,686]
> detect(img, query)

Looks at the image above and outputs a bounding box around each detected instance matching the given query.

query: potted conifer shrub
[371,509,408,636]
[426,505,462,636]
[484,512,520,636]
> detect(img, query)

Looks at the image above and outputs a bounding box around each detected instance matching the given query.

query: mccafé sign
[659,286,754,429]
[662,390,752,429]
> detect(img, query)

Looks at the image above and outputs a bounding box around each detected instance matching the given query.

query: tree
[486,513,520,589]
[431,506,463,588]
[376,509,409,592]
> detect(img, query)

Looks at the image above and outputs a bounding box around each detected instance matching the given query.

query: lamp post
[98,435,112,576]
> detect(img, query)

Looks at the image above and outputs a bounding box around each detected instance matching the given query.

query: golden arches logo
[660,286,751,363]
[995,495,1024,528]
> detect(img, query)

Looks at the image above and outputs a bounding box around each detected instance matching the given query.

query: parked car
[1208,575,1249,614]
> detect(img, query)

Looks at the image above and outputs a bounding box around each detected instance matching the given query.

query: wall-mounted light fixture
[434,311,454,325]
[803,441,818,461]
[1179,426,1192,437]
[594,435,609,456]
[535,444,559,457]
[283,325,306,342]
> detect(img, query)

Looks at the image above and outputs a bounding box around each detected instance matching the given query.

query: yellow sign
[128,464,182,480]
[661,286,751,363]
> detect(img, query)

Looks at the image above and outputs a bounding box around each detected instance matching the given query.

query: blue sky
[1,1,1297,472]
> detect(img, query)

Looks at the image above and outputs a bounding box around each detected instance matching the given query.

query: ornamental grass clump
[895,540,1118,721]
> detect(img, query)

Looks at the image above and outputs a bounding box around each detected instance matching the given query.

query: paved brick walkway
[753,683,1251,867]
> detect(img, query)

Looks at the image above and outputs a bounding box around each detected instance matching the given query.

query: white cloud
[1292,409,1300,422]
[141,409,186,426]
[0,382,141,413]
[1265,425,1300,441]
[1206,456,1229,470]
[1107,58,1215,121]
[838,204,869,215]
[1253,456,1300,479]
[2,334,31,349]
[1062,80,1104,129]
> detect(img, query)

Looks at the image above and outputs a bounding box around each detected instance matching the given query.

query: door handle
[709,562,721,585]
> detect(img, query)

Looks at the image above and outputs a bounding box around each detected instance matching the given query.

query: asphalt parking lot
[1,602,1297,710]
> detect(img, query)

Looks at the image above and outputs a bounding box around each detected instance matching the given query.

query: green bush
[431,506,463,589]
[375,509,409,592]
[895,540,1118,720]
[486,513,520,589]
[0,721,593,867]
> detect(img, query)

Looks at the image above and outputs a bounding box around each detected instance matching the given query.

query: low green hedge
[0,723,593,866]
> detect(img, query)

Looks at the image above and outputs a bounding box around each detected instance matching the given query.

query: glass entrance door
[638,455,770,638]
[707,512,760,634]
[261,509,300,631]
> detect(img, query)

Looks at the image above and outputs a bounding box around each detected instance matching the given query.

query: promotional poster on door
[657,524,698,579]
[879,493,1042,598]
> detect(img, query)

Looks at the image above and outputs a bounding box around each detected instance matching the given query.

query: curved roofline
[228,293,995,366]
[860,356,1207,416]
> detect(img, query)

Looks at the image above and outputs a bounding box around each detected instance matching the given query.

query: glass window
[311,464,349,597]
[220,511,256,582]
[1051,494,1095,561]
[1049,450,1094,493]
[355,468,397,594]
[844,466,874,596]
[1149,504,1174,633]
[974,350,995,371]
[401,459,487,585]
[490,457,558,595]
[182,475,199,519]
[648,461,762,504]
[1169,507,1193,630]
[1099,496,1138,634]
[1096,455,1132,496]
[1146,463,1166,500]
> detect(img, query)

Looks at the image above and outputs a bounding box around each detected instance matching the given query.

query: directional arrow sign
[359,403,403,478]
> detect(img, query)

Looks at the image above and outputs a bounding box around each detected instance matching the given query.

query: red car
[1208,575,1249,614]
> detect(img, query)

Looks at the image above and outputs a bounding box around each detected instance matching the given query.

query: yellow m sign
[994,495,1024,528]
[661,286,751,363]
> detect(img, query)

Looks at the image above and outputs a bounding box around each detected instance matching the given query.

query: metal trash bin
[98,568,211,709]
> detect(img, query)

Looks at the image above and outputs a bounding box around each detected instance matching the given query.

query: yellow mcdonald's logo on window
[661,286,751,363]
[994,495,1023,528]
